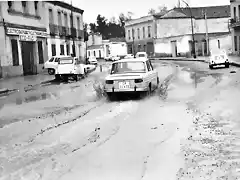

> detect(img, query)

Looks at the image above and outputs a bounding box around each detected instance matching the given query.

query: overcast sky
[65,0,230,23]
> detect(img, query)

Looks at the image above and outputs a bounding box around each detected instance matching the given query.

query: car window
[59,57,74,64]
[111,61,146,74]
[54,58,60,62]
[49,57,54,62]
[149,60,154,70]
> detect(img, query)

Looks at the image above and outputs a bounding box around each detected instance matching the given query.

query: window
[49,9,53,24]
[77,17,80,29]
[22,1,27,13]
[37,41,44,64]
[88,51,90,57]
[234,36,237,51]
[143,27,145,38]
[143,44,146,52]
[64,13,68,27]
[93,50,96,56]
[34,1,38,15]
[11,39,19,66]
[138,44,141,52]
[137,28,140,39]
[60,44,64,55]
[99,50,101,58]
[217,40,220,49]
[66,44,70,55]
[72,45,75,56]
[8,1,12,9]
[132,29,134,40]
[146,61,152,71]
[111,61,146,74]
[128,30,131,40]
[59,57,74,64]
[51,44,56,56]
[234,7,236,19]
[58,11,62,26]
[148,26,151,37]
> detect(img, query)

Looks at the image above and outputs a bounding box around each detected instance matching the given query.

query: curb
[230,62,240,67]
[0,88,19,96]
[150,58,208,63]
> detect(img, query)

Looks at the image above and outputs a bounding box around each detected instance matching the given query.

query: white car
[55,57,86,81]
[44,55,71,75]
[104,58,159,100]
[136,52,148,59]
[110,56,120,61]
[124,54,134,59]
[209,49,230,69]
[88,56,98,65]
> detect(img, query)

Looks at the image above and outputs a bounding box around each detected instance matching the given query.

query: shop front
[2,26,48,77]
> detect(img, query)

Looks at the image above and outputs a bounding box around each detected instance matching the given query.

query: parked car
[104,58,159,100]
[44,55,71,75]
[110,55,121,61]
[88,56,98,65]
[135,52,148,59]
[55,57,86,81]
[209,49,230,69]
[124,54,134,59]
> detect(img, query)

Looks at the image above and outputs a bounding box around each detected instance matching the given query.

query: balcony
[230,18,240,28]
[49,24,58,36]
[70,27,77,38]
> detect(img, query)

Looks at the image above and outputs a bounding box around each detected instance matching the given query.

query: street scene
[1,0,240,179]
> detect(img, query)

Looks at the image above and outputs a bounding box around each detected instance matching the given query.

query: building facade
[230,0,240,55]
[45,1,85,61]
[0,1,48,78]
[154,5,231,57]
[124,16,155,57]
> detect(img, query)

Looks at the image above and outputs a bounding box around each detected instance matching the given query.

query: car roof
[113,57,148,63]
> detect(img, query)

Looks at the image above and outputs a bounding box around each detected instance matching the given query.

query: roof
[154,5,230,19]
[87,44,104,50]
[113,58,148,63]
[47,1,84,14]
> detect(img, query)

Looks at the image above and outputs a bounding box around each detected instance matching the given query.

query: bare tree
[148,8,156,15]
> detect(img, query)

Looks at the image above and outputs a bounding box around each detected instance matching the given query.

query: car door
[146,60,157,89]
[53,57,60,69]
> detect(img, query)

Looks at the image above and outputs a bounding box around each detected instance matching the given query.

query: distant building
[46,1,85,60]
[87,32,102,47]
[153,5,231,57]
[124,16,155,56]
[0,1,48,78]
[230,0,240,55]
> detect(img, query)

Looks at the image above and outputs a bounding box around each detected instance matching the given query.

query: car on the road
[104,58,159,100]
[135,52,148,59]
[88,56,98,65]
[209,49,230,69]
[44,55,71,75]
[124,54,134,59]
[55,56,86,81]
[110,55,121,61]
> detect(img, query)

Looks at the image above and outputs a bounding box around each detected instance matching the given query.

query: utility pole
[204,10,209,55]
[70,0,76,57]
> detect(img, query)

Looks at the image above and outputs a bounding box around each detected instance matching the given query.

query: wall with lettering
[1,1,47,29]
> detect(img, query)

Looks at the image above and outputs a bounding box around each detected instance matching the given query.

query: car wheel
[209,64,213,69]
[55,74,60,81]
[225,62,229,68]
[147,84,152,96]
[48,69,55,75]
[74,74,78,81]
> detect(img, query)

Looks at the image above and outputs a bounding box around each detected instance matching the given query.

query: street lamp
[181,0,196,59]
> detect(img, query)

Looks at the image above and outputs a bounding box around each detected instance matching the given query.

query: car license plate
[119,81,130,89]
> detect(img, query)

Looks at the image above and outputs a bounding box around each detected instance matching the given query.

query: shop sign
[19,34,37,41]
[6,27,47,37]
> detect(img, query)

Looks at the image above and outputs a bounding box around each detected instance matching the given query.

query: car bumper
[104,86,148,93]
[210,60,229,65]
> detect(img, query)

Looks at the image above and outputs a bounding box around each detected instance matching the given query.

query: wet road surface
[0,60,240,179]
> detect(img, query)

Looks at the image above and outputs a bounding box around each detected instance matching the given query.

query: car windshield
[59,57,74,64]
[138,54,145,57]
[111,61,146,74]
[49,57,54,62]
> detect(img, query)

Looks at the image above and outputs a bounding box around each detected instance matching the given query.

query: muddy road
[0,60,239,179]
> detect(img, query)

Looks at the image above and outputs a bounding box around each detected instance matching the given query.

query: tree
[89,23,97,33]
[96,14,108,39]
[83,23,89,42]
[157,5,168,15]
[148,8,156,15]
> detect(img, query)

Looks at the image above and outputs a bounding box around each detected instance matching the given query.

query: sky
[65,0,230,23]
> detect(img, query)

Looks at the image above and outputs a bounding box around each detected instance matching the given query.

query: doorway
[21,41,35,75]
[171,41,177,57]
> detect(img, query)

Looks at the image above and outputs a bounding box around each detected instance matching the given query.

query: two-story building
[230,0,240,55]
[46,1,84,61]
[154,5,231,57]
[124,16,155,56]
[0,1,48,78]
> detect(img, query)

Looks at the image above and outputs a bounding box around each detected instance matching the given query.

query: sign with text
[19,34,37,41]
[6,27,47,37]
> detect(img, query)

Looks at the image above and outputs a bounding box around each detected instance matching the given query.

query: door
[146,60,157,89]
[21,41,35,75]
[146,42,154,57]
[171,41,177,57]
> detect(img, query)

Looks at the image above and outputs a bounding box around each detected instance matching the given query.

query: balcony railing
[230,17,240,28]
[49,24,58,36]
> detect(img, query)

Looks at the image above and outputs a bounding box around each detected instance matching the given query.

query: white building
[45,1,85,61]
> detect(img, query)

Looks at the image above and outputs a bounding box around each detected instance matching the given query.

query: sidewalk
[0,74,54,94]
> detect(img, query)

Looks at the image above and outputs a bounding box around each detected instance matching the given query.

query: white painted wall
[87,48,104,58]
[195,18,230,33]
[209,34,232,52]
